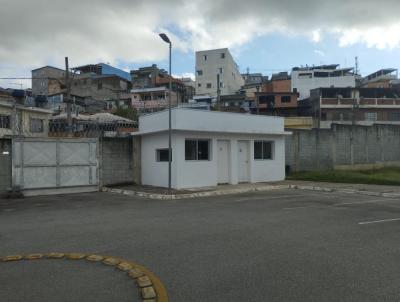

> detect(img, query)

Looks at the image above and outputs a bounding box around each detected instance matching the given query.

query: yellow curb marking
[117,262,133,271]
[86,254,104,262]
[102,257,120,266]
[2,255,23,262]
[24,254,44,260]
[0,253,169,302]
[46,253,65,259]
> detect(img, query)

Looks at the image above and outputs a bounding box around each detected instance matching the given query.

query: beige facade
[195,48,244,97]
[0,102,52,138]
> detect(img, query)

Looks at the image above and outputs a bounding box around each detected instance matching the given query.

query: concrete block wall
[99,137,136,186]
[286,124,400,172]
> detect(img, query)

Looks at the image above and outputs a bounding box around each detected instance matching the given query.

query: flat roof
[136,108,288,136]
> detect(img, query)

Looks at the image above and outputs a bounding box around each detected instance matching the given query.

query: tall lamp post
[159,33,172,193]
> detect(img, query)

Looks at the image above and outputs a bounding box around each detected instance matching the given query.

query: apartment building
[361,69,398,88]
[291,64,357,100]
[309,87,400,128]
[195,48,244,96]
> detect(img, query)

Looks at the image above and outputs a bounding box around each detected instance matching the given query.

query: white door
[238,141,250,183]
[217,140,230,184]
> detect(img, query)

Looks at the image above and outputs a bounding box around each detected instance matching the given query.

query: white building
[134,108,289,189]
[291,64,357,100]
[195,48,244,97]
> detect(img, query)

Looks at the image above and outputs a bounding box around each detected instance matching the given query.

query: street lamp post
[159,33,172,193]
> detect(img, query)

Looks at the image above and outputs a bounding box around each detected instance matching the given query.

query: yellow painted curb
[0,253,169,302]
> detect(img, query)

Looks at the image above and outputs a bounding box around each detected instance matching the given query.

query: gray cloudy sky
[1,0,400,87]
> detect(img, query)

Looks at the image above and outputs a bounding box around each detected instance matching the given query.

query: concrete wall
[99,137,136,186]
[286,124,400,172]
[141,131,286,189]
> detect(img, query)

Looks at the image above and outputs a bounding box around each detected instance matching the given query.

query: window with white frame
[30,118,44,133]
[218,67,223,74]
[206,83,212,89]
[156,148,171,162]
[221,53,225,59]
[197,70,203,76]
[254,141,274,160]
[365,112,377,121]
[185,139,211,160]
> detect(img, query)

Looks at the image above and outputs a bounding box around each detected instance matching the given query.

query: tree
[112,106,138,121]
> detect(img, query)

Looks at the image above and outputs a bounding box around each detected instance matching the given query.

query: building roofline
[31,65,65,72]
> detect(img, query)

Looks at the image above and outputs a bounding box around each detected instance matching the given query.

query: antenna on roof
[246,67,250,75]
[355,56,359,75]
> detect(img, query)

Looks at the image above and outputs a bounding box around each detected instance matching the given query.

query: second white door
[217,140,230,184]
[238,141,250,182]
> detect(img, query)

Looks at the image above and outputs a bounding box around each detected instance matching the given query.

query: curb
[102,185,290,200]
[289,184,400,198]
[0,252,168,302]
[103,184,400,200]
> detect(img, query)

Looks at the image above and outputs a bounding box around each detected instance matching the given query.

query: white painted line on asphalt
[282,206,310,210]
[358,218,400,225]
[334,199,391,206]
[234,194,306,202]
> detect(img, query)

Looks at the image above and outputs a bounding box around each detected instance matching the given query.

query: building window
[156,149,171,162]
[185,139,211,161]
[30,118,44,133]
[221,53,225,59]
[281,96,291,103]
[220,82,224,88]
[97,83,103,90]
[197,70,203,76]
[206,83,212,89]
[203,55,207,61]
[298,73,312,79]
[365,112,377,121]
[218,67,223,74]
[0,115,10,129]
[390,112,400,121]
[254,141,273,160]
[198,83,202,88]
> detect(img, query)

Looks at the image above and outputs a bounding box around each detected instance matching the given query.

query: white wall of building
[140,131,286,189]
[291,69,356,100]
[195,48,244,96]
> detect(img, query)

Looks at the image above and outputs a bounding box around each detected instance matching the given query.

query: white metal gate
[12,138,99,196]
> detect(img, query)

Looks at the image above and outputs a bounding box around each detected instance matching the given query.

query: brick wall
[286,124,400,171]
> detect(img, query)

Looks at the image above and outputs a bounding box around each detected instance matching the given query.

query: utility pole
[217,73,221,111]
[355,56,359,75]
[256,85,260,115]
[65,57,72,135]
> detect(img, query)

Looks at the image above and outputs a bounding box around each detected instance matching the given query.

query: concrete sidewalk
[103,180,400,200]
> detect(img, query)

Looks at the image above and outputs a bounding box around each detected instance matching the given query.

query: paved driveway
[1,189,400,301]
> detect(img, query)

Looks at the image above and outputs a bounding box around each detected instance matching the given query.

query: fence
[286,124,400,172]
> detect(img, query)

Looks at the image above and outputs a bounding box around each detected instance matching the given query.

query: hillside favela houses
[134,108,289,189]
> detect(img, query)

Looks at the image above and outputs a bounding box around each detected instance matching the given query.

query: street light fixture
[159,33,172,193]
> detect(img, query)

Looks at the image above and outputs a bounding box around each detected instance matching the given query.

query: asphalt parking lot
[1,189,400,301]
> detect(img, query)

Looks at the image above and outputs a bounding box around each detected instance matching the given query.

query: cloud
[1,0,400,87]
[314,50,326,57]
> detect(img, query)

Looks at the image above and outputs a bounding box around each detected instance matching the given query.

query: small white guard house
[134,108,290,189]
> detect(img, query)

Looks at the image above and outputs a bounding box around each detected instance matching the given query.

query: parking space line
[282,206,310,210]
[234,194,306,202]
[334,198,396,206]
[358,218,400,225]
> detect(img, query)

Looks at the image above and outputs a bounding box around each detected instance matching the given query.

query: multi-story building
[31,63,132,112]
[253,71,298,116]
[361,69,398,88]
[130,65,188,103]
[291,64,357,100]
[308,87,400,128]
[195,48,244,96]
[31,66,67,96]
